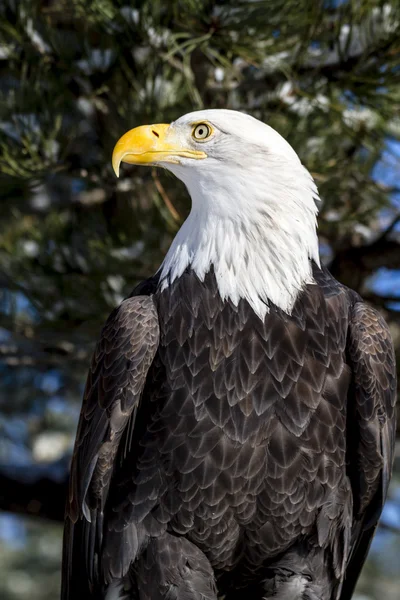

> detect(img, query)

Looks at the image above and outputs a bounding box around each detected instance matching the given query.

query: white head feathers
[159,109,320,319]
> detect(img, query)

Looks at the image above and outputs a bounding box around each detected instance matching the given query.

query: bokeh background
[0,1,399,598]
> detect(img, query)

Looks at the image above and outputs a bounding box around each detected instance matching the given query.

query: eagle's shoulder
[312,263,359,302]
[129,272,161,298]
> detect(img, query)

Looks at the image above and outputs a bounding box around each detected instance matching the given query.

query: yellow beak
[112,123,207,177]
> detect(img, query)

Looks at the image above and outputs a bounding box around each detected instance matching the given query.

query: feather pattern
[62,295,159,598]
[62,264,396,600]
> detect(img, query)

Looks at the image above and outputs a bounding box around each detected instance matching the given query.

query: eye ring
[192,123,212,141]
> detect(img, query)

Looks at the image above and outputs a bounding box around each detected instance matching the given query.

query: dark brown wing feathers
[62,295,159,598]
[340,302,397,600]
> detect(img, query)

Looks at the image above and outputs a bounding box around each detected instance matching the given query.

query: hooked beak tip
[112,151,122,178]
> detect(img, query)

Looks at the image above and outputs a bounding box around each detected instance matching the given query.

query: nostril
[152,130,159,138]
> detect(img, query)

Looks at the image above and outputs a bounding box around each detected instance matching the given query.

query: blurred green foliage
[0,1,399,599]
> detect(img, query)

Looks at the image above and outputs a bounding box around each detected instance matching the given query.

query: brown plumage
[62,265,396,600]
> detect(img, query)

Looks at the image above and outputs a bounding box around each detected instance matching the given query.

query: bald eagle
[62,110,397,600]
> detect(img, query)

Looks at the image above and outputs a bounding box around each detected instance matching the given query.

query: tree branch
[0,459,69,522]
[330,238,400,291]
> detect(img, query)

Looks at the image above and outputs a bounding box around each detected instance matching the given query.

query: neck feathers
[159,162,320,320]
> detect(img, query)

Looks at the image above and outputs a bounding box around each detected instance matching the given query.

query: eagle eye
[192,123,212,141]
